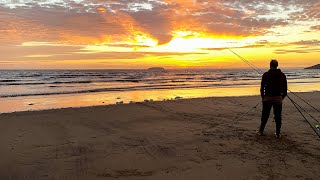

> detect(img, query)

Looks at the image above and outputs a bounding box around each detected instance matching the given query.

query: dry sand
[0,92,319,179]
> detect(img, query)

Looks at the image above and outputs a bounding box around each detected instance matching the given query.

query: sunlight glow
[164,37,230,51]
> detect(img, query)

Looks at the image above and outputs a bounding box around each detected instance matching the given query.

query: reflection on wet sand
[0,82,318,113]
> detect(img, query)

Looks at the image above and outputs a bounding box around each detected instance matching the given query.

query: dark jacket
[260,69,287,98]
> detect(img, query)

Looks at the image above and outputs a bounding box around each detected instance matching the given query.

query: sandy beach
[0,92,319,179]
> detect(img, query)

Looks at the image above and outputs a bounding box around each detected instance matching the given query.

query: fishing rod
[287,95,320,139]
[235,100,262,124]
[288,96,320,123]
[229,48,319,113]
[288,90,319,113]
[228,48,320,138]
[228,48,263,74]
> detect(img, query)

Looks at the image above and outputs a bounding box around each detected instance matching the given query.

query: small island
[305,64,320,69]
[147,67,166,72]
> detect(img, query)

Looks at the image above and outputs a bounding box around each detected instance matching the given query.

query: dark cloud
[289,40,320,46]
[201,39,320,52]
[274,48,320,54]
[20,51,207,61]
[201,44,266,51]
[0,43,206,61]
[105,44,151,48]
[127,8,173,44]
[274,40,320,54]
[311,25,320,31]
[0,44,82,60]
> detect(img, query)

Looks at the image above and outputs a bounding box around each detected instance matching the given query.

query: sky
[0,0,319,69]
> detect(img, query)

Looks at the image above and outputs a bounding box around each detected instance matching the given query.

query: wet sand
[0,92,319,179]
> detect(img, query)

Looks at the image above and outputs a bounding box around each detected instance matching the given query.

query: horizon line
[0,67,308,71]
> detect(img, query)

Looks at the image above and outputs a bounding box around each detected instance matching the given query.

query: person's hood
[268,68,282,73]
[268,68,283,77]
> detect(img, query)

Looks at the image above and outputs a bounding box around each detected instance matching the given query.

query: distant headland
[147,67,166,71]
[305,64,320,69]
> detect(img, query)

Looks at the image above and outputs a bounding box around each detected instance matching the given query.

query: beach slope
[0,92,319,179]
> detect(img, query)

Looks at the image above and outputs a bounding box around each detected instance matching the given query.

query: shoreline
[0,83,319,114]
[0,91,319,179]
[2,92,318,117]
[1,91,319,115]
[0,93,259,115]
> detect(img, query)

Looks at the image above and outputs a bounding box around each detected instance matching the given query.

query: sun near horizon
[0,0,319,69]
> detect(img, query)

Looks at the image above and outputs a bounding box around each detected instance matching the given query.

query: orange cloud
[0,0,291,46]
[0,1,319,69]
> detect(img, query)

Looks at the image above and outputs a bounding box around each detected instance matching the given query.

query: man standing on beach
[257,60,287,138]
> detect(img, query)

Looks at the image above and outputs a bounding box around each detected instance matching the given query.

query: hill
[147,67,166,71]
[305,64,320,69]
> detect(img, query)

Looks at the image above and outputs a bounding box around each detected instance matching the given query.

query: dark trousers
[259,101,282,135]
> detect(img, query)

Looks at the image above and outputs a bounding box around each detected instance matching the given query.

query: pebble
[116,101,124,104]
[175,96,183,100]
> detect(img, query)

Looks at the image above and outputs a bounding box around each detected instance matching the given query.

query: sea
[0,69,319,113]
